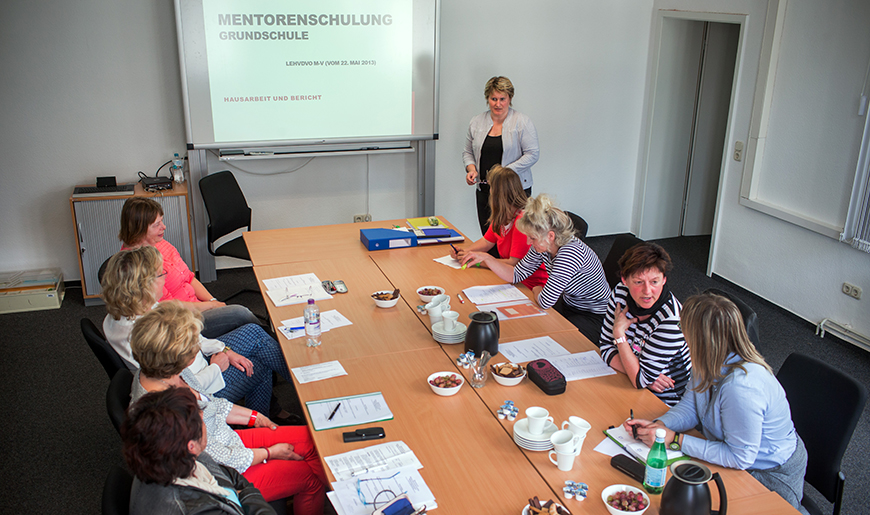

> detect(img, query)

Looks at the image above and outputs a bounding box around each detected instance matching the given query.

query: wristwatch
[669,432,681,451]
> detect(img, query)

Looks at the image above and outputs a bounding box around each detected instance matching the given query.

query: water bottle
[304,298,321,347]
[172,153,184,183]
[643,428,668,494]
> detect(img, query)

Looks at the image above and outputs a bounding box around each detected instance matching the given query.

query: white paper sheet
[324,441,422,481]
[433,254,462,269]
[263,273,333,306]
[279,310,353,340]
[332,467,436,515]
[462,283,528,304]
[548,351,616,381]
[306,392,393,431]
[497,336,571,363]
[291,361,348,384]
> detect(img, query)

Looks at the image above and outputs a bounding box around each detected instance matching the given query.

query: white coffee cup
[561,416,592,438]
[550,429,582,455]
[548,449,576,471]
[525,407,554,435]
[442,310,459,331]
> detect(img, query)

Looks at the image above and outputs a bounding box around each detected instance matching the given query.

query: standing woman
[626,293,809,514]
[463,194,610,343]
[451,165,547,289]
[463,76,539,236]
[119,197,260,338]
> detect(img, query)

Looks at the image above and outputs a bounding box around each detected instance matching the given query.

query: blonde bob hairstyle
[515,194,575,247]
[101,247,163,320]
[680,292,772,394]
[131,301,202,380]
[484,76,514,103]
[487,165,527,236]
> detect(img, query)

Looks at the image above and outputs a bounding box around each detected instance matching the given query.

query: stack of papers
[305,392,393,431]
[325,441,437,515]
[263,273,333,307]
[498,336,615,381]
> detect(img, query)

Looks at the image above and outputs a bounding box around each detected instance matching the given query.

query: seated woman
[129,301,327,513]
[119,196,259,338]
[122,387,275,515]
[452,165,547,289]
[463,194,610,342]
[599,242,691,406]
[626,293,809,514]
[102,246,292,416]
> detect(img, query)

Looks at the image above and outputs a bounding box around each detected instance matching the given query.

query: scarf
[625,280,671,318]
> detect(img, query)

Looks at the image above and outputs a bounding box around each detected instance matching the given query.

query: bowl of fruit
[490,362,526,386]
[601,485,650,515]
[427,372,464,396]
[417,286,445,303]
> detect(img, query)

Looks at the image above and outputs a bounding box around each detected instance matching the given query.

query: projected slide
[201,0,413,143]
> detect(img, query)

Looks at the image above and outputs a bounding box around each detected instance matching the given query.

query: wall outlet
[842,282,862,300]
[353,214,366,223]
[365,214,372,222]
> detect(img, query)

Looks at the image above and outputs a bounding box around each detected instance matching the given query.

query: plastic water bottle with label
[304,298,322,347]
[643,428,668,494]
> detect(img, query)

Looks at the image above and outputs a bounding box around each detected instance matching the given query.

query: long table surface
[249,219,798,514]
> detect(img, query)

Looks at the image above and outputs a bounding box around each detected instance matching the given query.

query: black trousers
[553,297,605,345]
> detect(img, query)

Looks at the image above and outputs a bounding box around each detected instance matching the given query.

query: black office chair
[107,368,134,435]
[82,318,131,380]
[97,256,111,284]
[704,288,761,349]
[602,234,644,289]
[199,170,253,262]
[102,465,133,515]
[776,353,868,515]
[565,211,589,241]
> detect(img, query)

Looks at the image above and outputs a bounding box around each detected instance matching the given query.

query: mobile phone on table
[333,280,348,293]
[611,454,645,484]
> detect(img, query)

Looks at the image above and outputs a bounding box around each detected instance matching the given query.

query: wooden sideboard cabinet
[70,182,195,305]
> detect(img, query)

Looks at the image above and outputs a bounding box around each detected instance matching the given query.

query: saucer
[513,418,559,442]
[432,320,467,336]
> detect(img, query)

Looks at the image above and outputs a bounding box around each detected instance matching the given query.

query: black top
[479,134,503,182]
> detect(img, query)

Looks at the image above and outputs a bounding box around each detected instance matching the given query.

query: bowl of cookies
[490,362,526,386]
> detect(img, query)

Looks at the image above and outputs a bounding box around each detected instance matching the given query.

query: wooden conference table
[244,218,797,514]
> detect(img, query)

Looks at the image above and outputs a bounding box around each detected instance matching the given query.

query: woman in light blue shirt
[626,293,809,514]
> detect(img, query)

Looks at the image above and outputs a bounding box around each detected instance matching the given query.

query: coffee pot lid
[469,311,497,322]
[670,461,713,484]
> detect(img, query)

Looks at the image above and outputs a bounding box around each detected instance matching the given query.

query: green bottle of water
[643,428,668,494]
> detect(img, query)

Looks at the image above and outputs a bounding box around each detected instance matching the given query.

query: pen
[449,243,459,253]
[287,326,304,331]
[457,293,465,304]
[630,409,638,440]
[327,402,341,421]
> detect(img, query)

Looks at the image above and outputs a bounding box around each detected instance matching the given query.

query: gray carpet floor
[0,234,866,514]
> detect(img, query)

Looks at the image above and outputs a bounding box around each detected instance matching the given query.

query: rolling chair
[601,234,644,289]
[107,368,134,435]
[565,211,589,241]
[703,288,761,349]
[776,353,868,515]
[81,318,131,380]
[102,465,133,515]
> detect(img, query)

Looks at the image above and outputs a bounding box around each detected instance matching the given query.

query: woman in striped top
[598,242,691,406]
[463,194,610,342]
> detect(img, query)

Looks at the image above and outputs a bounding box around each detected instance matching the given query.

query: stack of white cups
[548,416,592,471]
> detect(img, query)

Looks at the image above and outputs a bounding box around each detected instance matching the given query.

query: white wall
[435,1,653,241]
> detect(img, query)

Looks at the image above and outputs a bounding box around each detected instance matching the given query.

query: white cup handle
[546,416,554,424]
[562,421,569,430]
[548,450,558,466]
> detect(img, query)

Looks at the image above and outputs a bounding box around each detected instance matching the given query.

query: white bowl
[427,372,464,396]
[522,499,566,515]
[417,286,445,303]
[371,291,400,308]
[601,484,650,515]
[490,362,526,386]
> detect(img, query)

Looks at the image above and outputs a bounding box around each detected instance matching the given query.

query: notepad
[306,392,393,431]
[603,425,688,466]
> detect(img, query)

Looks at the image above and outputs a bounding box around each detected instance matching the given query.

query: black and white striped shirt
[599,283,692,406]
[513,237,610,314]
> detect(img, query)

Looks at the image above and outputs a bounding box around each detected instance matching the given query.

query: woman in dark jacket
[122,387,275,515]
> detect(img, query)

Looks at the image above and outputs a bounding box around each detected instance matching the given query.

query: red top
[484,212,548,289]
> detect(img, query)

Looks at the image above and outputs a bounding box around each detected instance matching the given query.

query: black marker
[630,409,638,440]
[327,402,341,421]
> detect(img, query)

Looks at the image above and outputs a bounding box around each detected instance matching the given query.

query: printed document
[306,392,393,431]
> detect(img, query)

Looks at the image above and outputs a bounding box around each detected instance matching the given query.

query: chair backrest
[602,234,644,289]
[565,211,589,241]
[107,368,134,435]
[81,318,128,380]
[198,170,252,253]
[97,256,111,284]
[703,288,761,349]
[102,465,133,515]
[776,353,868,510]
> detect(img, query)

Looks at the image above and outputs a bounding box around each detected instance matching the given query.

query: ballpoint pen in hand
[630,409,638,439]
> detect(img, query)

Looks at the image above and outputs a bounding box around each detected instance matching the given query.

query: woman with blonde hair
[464,193,610,342]
[101,246,293,417]
[129,301,327,513]
[452,165,547,288]
[626,293,809,514]
[119,196,259,338]
[463,76,539,236]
